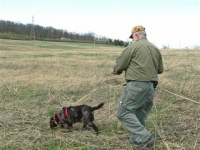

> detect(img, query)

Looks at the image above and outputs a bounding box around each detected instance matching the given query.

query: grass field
[0,39,200,150]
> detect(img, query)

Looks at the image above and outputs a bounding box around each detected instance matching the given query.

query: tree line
[0,20,127,46]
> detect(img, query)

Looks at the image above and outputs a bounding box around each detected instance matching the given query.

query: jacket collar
[136,37,147,41]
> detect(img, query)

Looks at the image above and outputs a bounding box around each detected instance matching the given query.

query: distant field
[0,39,199,150]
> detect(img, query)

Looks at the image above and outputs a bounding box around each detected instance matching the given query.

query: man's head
[129,25,146,41]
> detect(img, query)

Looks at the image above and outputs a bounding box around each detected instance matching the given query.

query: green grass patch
[68,143,90,150]
[1,146,21,150]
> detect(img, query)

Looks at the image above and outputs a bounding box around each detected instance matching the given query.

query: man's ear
[135,33,140,39]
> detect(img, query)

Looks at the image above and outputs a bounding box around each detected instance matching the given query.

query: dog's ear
[50,116,58,128]
[50,116,54,128]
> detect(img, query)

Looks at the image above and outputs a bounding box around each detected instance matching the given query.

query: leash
[142,108,170,150]
[157,86,200,105]
[72,73,112,105]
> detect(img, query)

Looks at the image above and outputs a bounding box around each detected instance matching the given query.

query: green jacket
[114,37,163,82]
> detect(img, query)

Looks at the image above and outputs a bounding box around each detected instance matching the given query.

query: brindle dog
[50,102,104,135]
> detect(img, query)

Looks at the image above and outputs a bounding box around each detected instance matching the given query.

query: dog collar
[57,113,65,124]
[65,107,70,119]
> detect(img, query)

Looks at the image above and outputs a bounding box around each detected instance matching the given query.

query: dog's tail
[91,102,104,111]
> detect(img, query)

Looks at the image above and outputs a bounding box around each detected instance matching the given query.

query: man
[111,25,163,150]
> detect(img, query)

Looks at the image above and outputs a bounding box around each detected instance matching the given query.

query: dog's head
[50,115,59,129]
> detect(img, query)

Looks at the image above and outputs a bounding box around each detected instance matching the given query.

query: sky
[0,0,199,48]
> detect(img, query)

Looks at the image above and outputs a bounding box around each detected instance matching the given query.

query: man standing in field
[111,25,163,150]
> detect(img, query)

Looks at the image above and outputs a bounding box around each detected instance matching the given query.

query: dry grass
[0,39,199,150]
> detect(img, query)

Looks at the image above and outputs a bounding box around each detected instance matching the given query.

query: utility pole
[30,16,35,40]
[73,32,76,40]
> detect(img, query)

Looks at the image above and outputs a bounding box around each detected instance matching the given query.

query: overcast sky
[0,0,199,48]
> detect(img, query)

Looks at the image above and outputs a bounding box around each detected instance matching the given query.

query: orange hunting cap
[129,25,145,39]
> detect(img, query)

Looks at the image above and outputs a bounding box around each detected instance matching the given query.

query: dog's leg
[66,122,73,132]
[88,122,98,135]
[82,123,88,131]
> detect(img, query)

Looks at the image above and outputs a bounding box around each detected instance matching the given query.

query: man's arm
[112,46,133,75]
